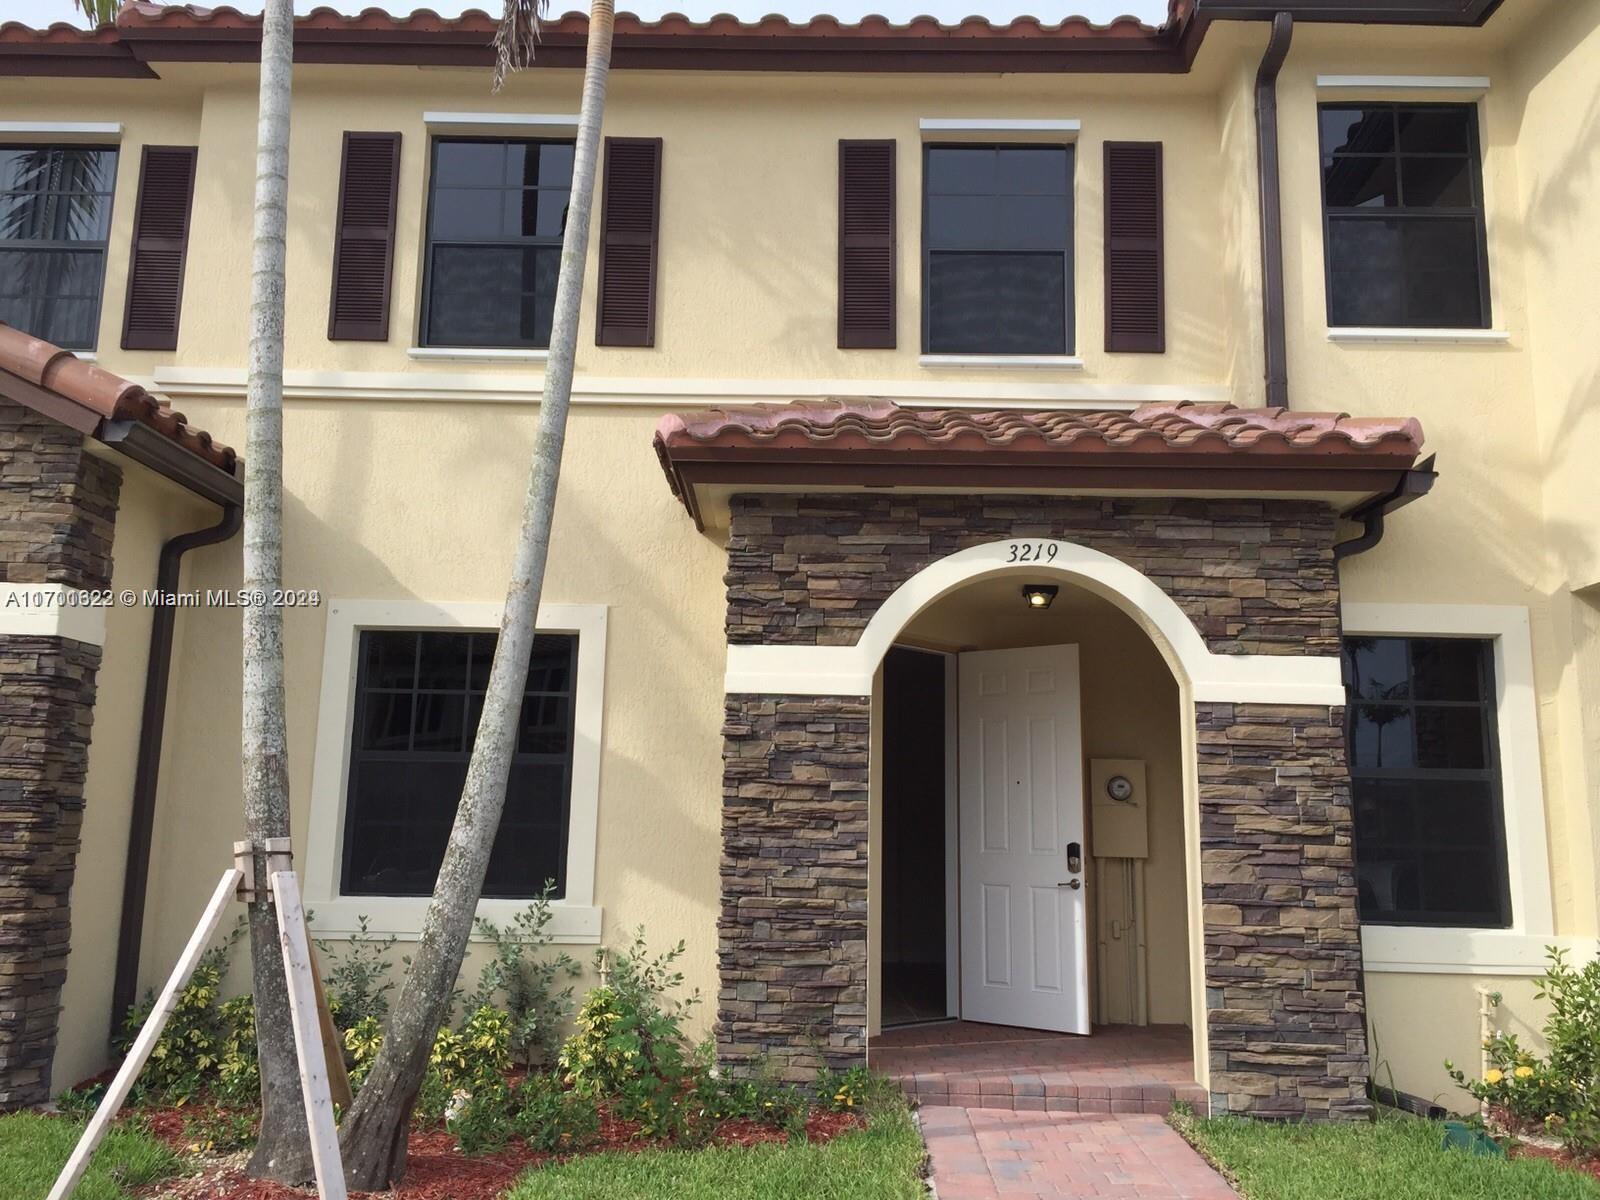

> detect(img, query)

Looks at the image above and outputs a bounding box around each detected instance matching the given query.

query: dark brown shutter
[328,131,401,341]
[837,140,895,349]
[121,146,197,351]
[596,137,662,347]
[1104,141,1164,354]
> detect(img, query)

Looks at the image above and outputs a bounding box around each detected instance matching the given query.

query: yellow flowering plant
[1445,946,1600,1155]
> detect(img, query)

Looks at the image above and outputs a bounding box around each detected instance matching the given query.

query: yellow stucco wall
[54,456,214,1093]
[6,0,1595,1103]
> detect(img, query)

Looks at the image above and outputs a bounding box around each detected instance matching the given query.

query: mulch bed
[132,1103,864,1200]
[1506,1141,1600,1184]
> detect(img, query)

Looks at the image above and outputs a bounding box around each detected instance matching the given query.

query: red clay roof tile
[655,398,1423,458]
[0,322,236,473]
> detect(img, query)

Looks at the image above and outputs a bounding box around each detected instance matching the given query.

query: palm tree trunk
[240,0,313,1183]
[335,0,615,1188]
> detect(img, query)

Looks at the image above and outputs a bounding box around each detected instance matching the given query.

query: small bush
[466,885,582,1069]
[1448,945,1600,1155]
[183,1105,259,1154]
[318,915,397,1030]
[450,1078,515,1155]
[120,919,255,1106]
[513,1073,601,1154]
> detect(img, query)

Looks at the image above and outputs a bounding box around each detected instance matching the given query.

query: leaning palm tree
[74,0,313,1183]
[334,0,617,1188]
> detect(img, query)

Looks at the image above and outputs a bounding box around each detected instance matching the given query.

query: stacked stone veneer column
[718,494,1369,1116]
[0,401,120,1107]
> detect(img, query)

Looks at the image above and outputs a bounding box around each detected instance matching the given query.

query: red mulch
[130,1102,865,1200]
[1508,1142,1600,1183]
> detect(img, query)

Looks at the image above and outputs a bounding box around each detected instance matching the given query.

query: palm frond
[73,0,120,26]
[492,0,546,92]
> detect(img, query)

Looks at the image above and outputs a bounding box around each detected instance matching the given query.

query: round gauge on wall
[1105,774,1135,803]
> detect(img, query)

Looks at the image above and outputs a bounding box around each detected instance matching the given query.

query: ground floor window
[1342,634,1510,927]
[341,628,576,899]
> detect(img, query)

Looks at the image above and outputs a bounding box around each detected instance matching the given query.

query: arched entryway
[716,497,1372,1121]
[866,574,1203,1112]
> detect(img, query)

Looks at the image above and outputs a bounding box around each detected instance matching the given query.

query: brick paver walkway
[920,1104,1238,1200]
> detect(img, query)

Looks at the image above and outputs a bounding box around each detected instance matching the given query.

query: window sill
[1361,926,1588,975]
[306,897,602,944]
[408,346,550,363]
[919,354,1085,370]
[1327,327,1510,345]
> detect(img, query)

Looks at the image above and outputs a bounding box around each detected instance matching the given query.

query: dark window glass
[1318,103,1489,329]
[421,138,573,348]
[923,144,1072,355]
[0,146,117,350]
[1341,636,1509,927]
[342,629,577,898]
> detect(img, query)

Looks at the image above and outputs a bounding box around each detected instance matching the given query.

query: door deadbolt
[1066,841,1082,873]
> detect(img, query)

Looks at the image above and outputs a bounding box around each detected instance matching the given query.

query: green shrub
[120,919,254,1106]
[466,885,581,1069]
[814,1064,900,1116]
[343,1014,384,1091]
[450,1078,515,1155]
[1447,945,1600,1154]
[317,915,397,1030]
[513,1073,602,1154]
[184,1105,259,1153]
[412,1005,515,1126]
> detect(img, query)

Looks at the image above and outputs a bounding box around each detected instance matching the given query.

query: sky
[7,0,1171,29]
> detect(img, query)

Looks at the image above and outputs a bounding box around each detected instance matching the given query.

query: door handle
[1057,878,1082,890]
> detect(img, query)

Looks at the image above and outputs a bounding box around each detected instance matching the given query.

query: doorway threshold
[870,1021,1206,1115]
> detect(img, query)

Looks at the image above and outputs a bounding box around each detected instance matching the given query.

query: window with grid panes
[420,138,574,348]
[1318,103,1491,328]
[1342,636,1510,927]
[0,146,118,350]
[341,629,576,898]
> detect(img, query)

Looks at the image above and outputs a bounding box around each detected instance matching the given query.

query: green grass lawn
[1175,1109,1600,1200]
[502,1106,927,1200]
[0,1111,181,1200]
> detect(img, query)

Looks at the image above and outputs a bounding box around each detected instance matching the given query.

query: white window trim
[423,111,579,135]
[1316,75,1491,95]
[0,121,123,140]
[0,583,107,646]
[919,117,1081,139]
[1341,603,1555,974]
[406,347,550,363]
[304,598,607,942]
[1328,327,1510,345]
[919,354,1085,371]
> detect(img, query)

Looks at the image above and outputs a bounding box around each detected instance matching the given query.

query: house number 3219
[1006,542,1059,563]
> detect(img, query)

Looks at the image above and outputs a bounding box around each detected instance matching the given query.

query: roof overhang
[654,399,1432,533]
[0,324,241,508]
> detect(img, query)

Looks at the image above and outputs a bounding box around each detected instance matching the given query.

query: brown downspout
[1255,11,1293,408]
[109,503,242,1036]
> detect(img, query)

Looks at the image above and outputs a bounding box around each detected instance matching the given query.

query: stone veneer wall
[1198,702,1368,1120]
[718,695,869,1083]
[718,492,1369,1117]
[0,402,121,1107]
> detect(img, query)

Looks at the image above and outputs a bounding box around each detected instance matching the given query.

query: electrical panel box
[1089,758,1148,859]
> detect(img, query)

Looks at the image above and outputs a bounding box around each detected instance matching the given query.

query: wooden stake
[307,940,354,1110]
[271,870,348,1200]
[48,870,244,1200]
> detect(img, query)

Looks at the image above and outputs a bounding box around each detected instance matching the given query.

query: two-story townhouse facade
[0,0,1595,1120]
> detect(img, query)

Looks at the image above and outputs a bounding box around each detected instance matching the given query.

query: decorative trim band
[0,121,123,138]
[0,583,108,646]
[724,540,1347,704]
[148,366,1227,410]
[919,354,1087,371]
[919,117,1082,135]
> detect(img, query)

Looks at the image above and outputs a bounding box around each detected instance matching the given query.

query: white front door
[958,644,1089,1033]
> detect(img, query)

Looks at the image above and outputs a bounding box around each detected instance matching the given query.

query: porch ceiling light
[1021,584,1059,610]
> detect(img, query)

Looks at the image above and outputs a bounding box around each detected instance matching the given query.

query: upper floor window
[0,145,117,351]
[1318,103,1489,329]
[922,144,1073,355]
[342,628,577,899]
[1342,635,1510,928]
[420,137,573,349]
